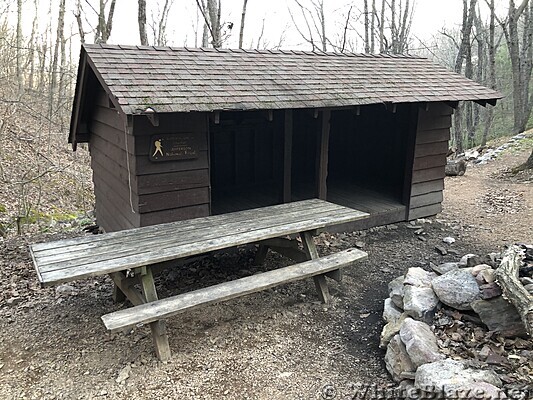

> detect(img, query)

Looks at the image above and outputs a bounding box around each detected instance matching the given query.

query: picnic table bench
[30,199,368,361]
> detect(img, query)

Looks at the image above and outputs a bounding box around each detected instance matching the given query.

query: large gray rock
[431,262,459,275]
[471,296,527,337]
[415,359,502,395]
[383,298,403,323]
[385,334,416,383]
[399,318,444,368]
[403,286,439,323]
[380,313,408,349]
[404,267,436,288]
[432,269,481,310]
[389,275,405,309]
[461,382,507,400]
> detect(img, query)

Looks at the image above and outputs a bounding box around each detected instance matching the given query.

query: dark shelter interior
[209,104,412,219]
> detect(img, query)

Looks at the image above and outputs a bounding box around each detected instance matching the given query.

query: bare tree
[449,0,478,153]
[89,0,117,44]
[74,0,86,44]
[195,0,226,48]
[138,0,148,45]
[481,0,498,146]
[16,0,22,91]
[289,0,327,52]
[364,0,370,53]
[498,0,532,133]
[239,0,249,49]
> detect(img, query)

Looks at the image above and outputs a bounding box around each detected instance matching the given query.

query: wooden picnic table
[30,199,369,360]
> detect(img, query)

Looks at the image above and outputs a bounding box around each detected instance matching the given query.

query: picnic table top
[30,199,369,286]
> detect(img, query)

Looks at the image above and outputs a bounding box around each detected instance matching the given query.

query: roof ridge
[81,43,428,60]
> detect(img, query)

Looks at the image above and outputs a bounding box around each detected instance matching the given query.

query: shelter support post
[316,110,331,200]
[283,110,293,203]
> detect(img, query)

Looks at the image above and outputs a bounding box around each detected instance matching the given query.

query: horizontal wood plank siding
[132,113,210,226]
[409,191,444,209]
[413,154,447,170]
[408,204,443,220]
[138,188,209,213]
[408,103,451,220]
[137,169,209,195]
[411,180,444,196]
[140,204,210,226]
[412,166,446,184]
[89,92,139,232]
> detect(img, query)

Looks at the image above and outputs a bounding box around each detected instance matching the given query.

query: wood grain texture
[101,248,367,332]
[31,200,369,285]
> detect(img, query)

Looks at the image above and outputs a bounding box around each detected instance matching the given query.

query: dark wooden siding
[89,91,140,232]
[407,103,452,220]
[132,113,210,226]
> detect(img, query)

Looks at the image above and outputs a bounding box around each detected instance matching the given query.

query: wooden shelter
[70,44,501,233]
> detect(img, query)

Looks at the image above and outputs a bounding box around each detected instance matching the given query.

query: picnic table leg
[300,231,331,304]
[139,267,172,361]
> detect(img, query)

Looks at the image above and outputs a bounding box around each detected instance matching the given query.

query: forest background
[0,0,531,235]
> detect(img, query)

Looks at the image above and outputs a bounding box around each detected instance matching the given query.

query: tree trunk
[138,0,148,45]
[453,0,477,153]
[370,0,376,53]
[239,0,248,49]
[103,0,117,43]
[364,0,370,53]
[75,0,85,44]
[481,0,497,146]
[379,0,386,52]
[502,0,532,134]
[16,0,22,91]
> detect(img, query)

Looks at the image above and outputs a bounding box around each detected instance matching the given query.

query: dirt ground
[0,141,531,400]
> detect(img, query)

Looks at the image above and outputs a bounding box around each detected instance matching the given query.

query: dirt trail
[0,142,531,400]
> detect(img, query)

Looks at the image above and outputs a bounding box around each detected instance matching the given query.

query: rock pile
[381,247,533,399]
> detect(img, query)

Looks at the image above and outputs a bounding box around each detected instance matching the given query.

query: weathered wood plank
[35,202,342,262]
[410,180,444,196]
[32,199,338,252]
[413,154,447,171]
[37,206,368,285]
[137,169,209,195]
[135,150,209,176]
[92,106,127,135]
[140,204,210,226]
[139,267,171,361]
[101,248,367,332]
[412,166,446,184]
[408,203,442,220]
[415,128,451,145]
[414,141,449,158]
[138,187,210,214]
[35,204,356,268]
[417,115,452,131]
[409,192,444,209]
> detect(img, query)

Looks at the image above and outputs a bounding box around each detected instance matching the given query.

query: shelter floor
[211,181,406,230]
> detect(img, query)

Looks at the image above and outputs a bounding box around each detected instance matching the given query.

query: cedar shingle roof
[82,43,502,114]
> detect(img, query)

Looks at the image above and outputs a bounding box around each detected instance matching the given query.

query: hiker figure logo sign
[149,134,198,162]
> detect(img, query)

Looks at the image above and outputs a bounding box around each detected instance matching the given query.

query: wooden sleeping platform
[212,182,406,231]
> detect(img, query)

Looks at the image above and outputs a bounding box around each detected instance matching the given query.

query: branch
[194,0,216,45]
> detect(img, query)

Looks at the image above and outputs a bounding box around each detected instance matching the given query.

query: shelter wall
[89,91,140,232]
[407,103,452,220]
[131,113,211,226]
